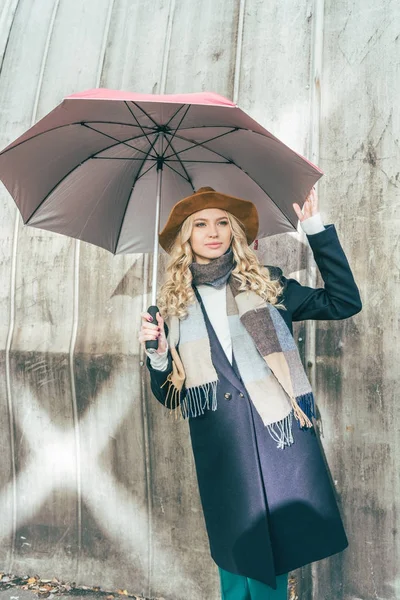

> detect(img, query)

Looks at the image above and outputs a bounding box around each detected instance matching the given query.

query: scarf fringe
[161,377,314,448]
[180,381,218,419]
[291,392,315,429]
[297,392,316,424]
[160,376,181,420]
[266,411,294,449]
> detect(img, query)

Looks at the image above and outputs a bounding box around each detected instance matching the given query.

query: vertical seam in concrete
[4,0,60,574]
[305,1,325,596]
[142,3,176,596]
[30,0,61,124]
[68,240,82,572]
[0,0,20,78]
[95,0,115,87]
[69,0,115,583]
[233,0,246,104]
[306,3,324,381]
[159,0,175,94]
[5,202,19,574]
[140,253,152,598]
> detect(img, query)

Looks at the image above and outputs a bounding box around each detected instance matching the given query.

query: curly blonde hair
[157,210,285,319]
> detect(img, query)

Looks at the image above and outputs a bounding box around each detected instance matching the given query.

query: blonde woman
[139,187,362,600]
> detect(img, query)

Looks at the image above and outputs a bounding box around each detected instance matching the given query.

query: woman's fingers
[139,309,160,338]
[293,188,319,222]
[141,311,164,327]
[141,326,159,336]
[138,332,161,343]
[304,188,319,217]
[139,311,167,353]
[310,188,319,213]
[139,325,162,342]
[293,203,304,221]
[141,322,161,334]
[140,311,154,322]
[139,313,163,338]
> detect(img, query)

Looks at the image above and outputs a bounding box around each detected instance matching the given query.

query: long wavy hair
[157,210,285,319]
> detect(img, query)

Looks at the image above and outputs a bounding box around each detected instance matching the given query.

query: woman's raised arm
[281,225,362,321]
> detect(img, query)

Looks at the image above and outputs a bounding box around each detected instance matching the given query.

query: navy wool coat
[146,225,362,589]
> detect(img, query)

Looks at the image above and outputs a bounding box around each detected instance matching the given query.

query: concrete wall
[0,1,398,599]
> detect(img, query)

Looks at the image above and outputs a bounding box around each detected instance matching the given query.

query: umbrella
[0,88,323,351]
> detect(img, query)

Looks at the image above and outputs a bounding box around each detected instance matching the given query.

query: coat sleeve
[145,320,183,409]
[146,351,177,408]
[279,224,362,321]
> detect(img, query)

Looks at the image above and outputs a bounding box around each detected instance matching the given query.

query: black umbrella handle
[145,305,160,353]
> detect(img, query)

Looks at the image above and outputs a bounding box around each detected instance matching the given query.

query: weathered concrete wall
[0,1,398,599]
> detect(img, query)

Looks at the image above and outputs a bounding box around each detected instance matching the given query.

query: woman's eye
[195,221,228,227]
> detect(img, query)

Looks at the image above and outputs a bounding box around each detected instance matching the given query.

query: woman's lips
[206,243,222,248]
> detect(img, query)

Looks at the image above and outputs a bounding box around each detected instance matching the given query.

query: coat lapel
[192,285,247,395]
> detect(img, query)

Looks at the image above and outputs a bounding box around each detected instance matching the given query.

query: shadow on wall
[0,350,191,591]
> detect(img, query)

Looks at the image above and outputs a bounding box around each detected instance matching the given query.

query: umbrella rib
[161,105,191,157]
[130,101,160,128]
[124,102,155,147]
[165,138,195,190]
[83,120,154,130]
[113,134,160,254]
[0,121,157,158]
[164,128,238,160]
[169,131,237,163]
[82,124,156,158]
[164,104,188,128]
[136,162,157,180]
[164,162,192,184]
[92,157,156,161]
[168,132,298,230]
[0,123,81,157]
[176,125,252,130]
[165,159,229,164]
[91,157,226,163]
[25,133,157,224]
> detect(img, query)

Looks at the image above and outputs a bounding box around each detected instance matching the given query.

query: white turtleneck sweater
[146,214,325,371]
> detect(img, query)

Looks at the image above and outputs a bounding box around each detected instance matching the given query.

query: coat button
[224,392,232,400]
[239,392,244,398]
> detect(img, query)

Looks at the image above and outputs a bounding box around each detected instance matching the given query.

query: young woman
[138,186,362,600]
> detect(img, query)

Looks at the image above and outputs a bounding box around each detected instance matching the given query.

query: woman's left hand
[293,187,319,222]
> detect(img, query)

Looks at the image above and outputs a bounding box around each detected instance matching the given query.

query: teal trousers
[218,567,288,600]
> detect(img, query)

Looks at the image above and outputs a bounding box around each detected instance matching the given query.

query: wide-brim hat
[159,186,259,253]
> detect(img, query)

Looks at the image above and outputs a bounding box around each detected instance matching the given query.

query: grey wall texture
[0,1,399,599]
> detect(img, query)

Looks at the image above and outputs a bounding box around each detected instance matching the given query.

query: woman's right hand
[139,311,168,354]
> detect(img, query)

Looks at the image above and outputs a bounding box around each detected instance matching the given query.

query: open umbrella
[0,88,323,351]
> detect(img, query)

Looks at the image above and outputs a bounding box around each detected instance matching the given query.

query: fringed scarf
[161,249,315,449]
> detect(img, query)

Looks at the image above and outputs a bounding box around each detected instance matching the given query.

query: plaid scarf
[162,250,315,449]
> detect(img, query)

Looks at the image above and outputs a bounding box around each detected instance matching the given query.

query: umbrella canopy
[0,89,322,255]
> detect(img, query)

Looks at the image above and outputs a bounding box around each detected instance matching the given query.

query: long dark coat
[146,225,362,589]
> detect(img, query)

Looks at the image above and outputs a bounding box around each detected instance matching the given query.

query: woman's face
[189,208,232,264]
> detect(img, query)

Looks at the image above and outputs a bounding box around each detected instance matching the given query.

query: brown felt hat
[159,187,259,253]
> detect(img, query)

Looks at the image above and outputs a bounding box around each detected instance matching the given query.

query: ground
[0,575,163,600]
[1,572,299,599]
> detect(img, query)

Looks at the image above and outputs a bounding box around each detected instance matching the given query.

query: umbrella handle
[145,305,161,353]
